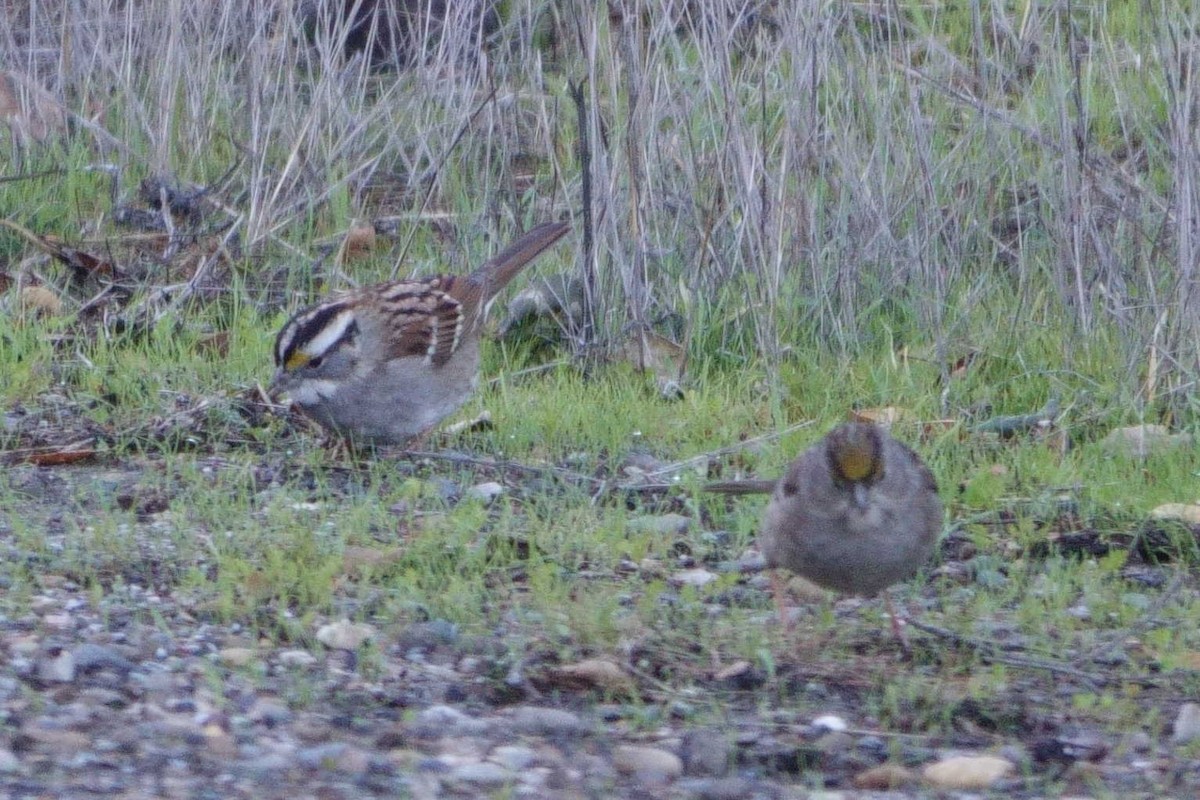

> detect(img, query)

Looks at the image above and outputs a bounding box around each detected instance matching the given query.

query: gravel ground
[2,456,1200,799]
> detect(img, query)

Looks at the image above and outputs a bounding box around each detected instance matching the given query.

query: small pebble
[512,706,588,737]
[218,647,258,667]
[490,745,536,771]
[680,729,731,777]
[451,761,512,787]
[853,763,918,790]
[1124,731,1153,754]
[418,705,470,728]
[812,714,848,733]
[278,649,318,668]
[466,481,504,503]
[613,745,683,784]
[316,619,376,651]
[297,742,349,770]
[923,754,1014,789]
[671,568,717,588]
[36,648,75,684]
[677,776,758,799]
[1172,703,1200,745]
[42,613,73,630]
[250,699,293,728]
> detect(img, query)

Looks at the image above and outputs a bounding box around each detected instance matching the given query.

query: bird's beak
[852,482,870,511]
[267,369,287,401]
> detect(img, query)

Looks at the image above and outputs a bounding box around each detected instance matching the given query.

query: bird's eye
[307,355,324,369]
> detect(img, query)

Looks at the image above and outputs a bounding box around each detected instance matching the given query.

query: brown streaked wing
[380,278,466,365]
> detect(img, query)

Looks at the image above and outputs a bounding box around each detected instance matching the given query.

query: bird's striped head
[825,423,886,487]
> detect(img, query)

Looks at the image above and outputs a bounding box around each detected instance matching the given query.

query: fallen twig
[643,419,817,480]
[905,618,1156,689]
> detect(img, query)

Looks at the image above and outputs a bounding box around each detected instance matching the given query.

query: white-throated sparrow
[707,422,942,637]
[271,220,570,445]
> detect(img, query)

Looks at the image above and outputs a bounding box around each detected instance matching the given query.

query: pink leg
[885,592,911,653]
[771,570,791,629]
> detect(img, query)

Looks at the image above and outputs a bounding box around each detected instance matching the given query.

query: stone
[278,649,318,668]
[490,745,536,771]
[1172,703,1200,745]
[853,763,918,789]
[466,481,505,503]
[418,705,471,727]
[811,714,848,733]
[677,776,758,799]
[316,619,376,650]
[922,754,1014,789]
[613,745,683,783]
[35,648,75,683]
[217,647,258,667]
[671,568,717,588]
[680,728,731,776]
[511,706,587,736]
[450,761,512,787]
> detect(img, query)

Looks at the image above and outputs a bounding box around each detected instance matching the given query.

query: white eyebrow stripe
[303,309,357,356]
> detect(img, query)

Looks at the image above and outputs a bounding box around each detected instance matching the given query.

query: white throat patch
[290,379,341,404]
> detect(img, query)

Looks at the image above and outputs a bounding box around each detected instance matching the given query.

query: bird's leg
[771,570,792,630]
[884,591,911,653]
[321,431,360,463]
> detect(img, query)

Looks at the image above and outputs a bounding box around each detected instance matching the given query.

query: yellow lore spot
[285,351,312,371]
[835,445,878,482]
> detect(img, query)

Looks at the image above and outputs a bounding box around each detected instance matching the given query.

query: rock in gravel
[811,714,848,733]
[297,742,371,774]
[418,704,471,727]
[218,647,258,667]
[465,481,504,503]
[35,647,75,683]
[680,728,731,776]
[511,706,588,737]
[677,776,759,800]
[41,612,73,630]
[1172,703,1200,744]
[204,730,239,760]
[0,748,19,772]
[922,754,1014,789]
[671,568,717,588]
[396,619,459,650]
[316,619,376,650]
[1123,731,1154,754]
[73,642,135,674]
[450,761,512,787]
[490,745,536,771]
[20,723,90,754]
[548,658,636,695]
[248,698,293,728]
[79,687,126,708]
[412,705,491,738]
[853,762,919,789]
[278,649,318,668]
[613,745,683,784]
[814,731,855,761]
